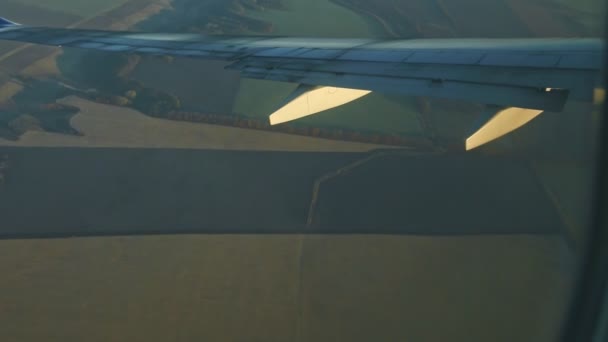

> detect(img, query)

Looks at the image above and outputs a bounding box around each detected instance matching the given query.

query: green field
[244,0,378,37]
[14,0,131,17]
[0,147,579,342]
[532,161,594,249]
[547,0,604,34]
[557,0,604,13]
[233,0,423,136]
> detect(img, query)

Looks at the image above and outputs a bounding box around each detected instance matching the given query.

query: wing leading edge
[0,18,602,149]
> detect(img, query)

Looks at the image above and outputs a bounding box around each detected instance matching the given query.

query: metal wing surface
[0,19,602,149]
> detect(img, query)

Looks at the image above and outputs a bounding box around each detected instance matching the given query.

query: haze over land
[0,0,602,341]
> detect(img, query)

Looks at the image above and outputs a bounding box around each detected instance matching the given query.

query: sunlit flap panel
[269,85,371,125]
[466,106,544,150]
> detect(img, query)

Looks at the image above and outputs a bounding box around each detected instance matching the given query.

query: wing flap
[234,63,570,111]
[466,106,544,150]
[269,85,371,125]
[227,57,596,103]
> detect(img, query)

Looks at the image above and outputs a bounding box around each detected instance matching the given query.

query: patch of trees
[114,79,181,116]
[1,101,81,138]
[167,110,434,149]
[56,49,182,117]
[7,114,42,135]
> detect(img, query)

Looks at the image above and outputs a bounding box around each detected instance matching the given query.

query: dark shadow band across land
[0,147,564,238]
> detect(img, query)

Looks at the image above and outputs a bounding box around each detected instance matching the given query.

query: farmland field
[0,96,389,152]
[0,1,81,57]
[0,0,600,341]
[0,234,574,342]
[243,0,379,37]
[132,59,240,114]
[10,0,132,18]
[0,1,82,26]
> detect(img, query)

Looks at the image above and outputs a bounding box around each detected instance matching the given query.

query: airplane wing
[0,18,602,149]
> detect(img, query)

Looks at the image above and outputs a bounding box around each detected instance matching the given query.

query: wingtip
[0,17,19,29]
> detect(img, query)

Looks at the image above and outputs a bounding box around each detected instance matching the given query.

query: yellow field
[0,96,389,152]
[0,235,574,342]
